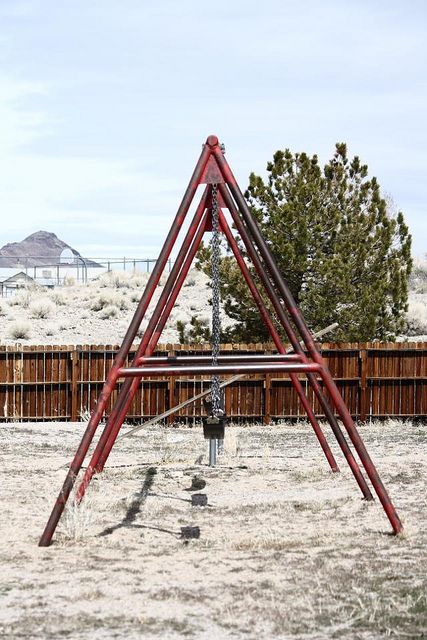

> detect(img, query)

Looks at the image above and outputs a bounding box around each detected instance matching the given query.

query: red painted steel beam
[138,354,304,364]
[218,209,339,472]
[75,189,211,503]
[91,208,212,477]
[39,142,213,546]
[117,363,323,377]
[76,205,212,502]
[213,144,402,534]
[218,183,374,494]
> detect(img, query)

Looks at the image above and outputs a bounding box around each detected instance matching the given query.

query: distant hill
[0,231,100,268]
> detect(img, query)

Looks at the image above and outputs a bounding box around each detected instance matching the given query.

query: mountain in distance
[0,231,100,268]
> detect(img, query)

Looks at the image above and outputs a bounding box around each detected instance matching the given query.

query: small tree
[197,143,412,342]
[176,316,211,344]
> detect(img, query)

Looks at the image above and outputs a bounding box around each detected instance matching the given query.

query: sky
[0,0,426,259]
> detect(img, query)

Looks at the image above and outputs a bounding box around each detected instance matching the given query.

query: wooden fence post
[167,348,175,425]
[70,349,80,422]
[264,373,271,425]
[359,347,367,422]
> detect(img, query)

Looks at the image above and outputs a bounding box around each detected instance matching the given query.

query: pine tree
[197,143,412,342]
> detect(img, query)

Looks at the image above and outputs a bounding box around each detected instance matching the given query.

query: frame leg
[39,145,213,546]
[75,191,211,502]
[218,210,338,472]
[76,208,211,501]
[215,158,402,532]
[219,184,372,498]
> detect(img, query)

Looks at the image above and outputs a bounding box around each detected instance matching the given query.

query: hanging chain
[211,183,222,417]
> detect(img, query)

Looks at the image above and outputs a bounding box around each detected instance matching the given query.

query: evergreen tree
[197,143,412,342]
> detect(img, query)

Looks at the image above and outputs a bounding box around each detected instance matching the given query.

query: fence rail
[0,342,426,423]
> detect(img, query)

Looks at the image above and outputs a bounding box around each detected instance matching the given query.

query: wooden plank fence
[0,342,426,423]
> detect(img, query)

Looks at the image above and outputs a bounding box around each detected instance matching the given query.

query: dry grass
[29,298,56,319]
[7,320,31,339]
[0,420,426,639]
[0,268,236,345]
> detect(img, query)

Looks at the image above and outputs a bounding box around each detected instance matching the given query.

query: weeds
[62,496,94,542]
[91,292,128,311]
[8,321,31,340]
[29,298,55,319]
[99,304,119,319]
[8,290,33,308]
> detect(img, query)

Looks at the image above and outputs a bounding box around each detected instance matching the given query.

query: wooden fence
[0,342,426,423]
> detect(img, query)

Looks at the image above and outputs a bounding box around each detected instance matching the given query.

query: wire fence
[0,256,175,294]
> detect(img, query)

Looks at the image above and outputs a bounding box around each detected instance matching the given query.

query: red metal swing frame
[39,135,403,546]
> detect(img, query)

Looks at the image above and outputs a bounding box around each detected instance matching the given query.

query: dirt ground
[1,419,426,639]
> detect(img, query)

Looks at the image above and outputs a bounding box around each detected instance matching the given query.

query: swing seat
[203,414,226,439]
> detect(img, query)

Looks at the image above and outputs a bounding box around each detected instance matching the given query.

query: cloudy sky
[0,0,426,258]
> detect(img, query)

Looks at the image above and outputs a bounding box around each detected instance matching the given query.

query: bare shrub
[29,298,56,319]
[129,273,148,288]
[63,275,75,286]
[45,325,58,336]
[8,321,31,340]
[184,275,196,287]
[99,304,119,319]
[0,304,6,317]
[91,291,128,311]
[405,296,427,336]
[98,271,133,289]
[49,291,66,305]
[62,495,94,542]
[8,290,33,308]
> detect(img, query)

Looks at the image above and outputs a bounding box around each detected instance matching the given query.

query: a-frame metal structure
[39,135,403,546]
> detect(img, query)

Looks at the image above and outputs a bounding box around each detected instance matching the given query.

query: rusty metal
[39,135,403,546]
[114,322,338,445]
[218,183,373,499]
[218,209,339,473]
[138,354,304,364]
[117,363,323,377]
[39,142,213,546]
[213,143,402,534]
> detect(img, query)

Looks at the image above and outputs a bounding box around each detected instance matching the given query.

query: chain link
[211,183,222,417]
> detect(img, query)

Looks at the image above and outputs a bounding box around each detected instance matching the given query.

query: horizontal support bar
[136,354,304,365]
[117,363,323,378]
[1,375,426,387]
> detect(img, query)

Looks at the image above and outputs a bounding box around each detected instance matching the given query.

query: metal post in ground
[209,439,217,466]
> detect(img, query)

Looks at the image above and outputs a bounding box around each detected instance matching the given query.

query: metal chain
[211,183,222,417]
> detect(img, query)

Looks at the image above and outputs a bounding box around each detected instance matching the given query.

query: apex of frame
[206,135,219,147]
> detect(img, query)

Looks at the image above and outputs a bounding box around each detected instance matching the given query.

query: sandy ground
[1,419,426,639]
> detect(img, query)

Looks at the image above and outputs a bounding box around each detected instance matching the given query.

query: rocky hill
[0,231,99,267]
